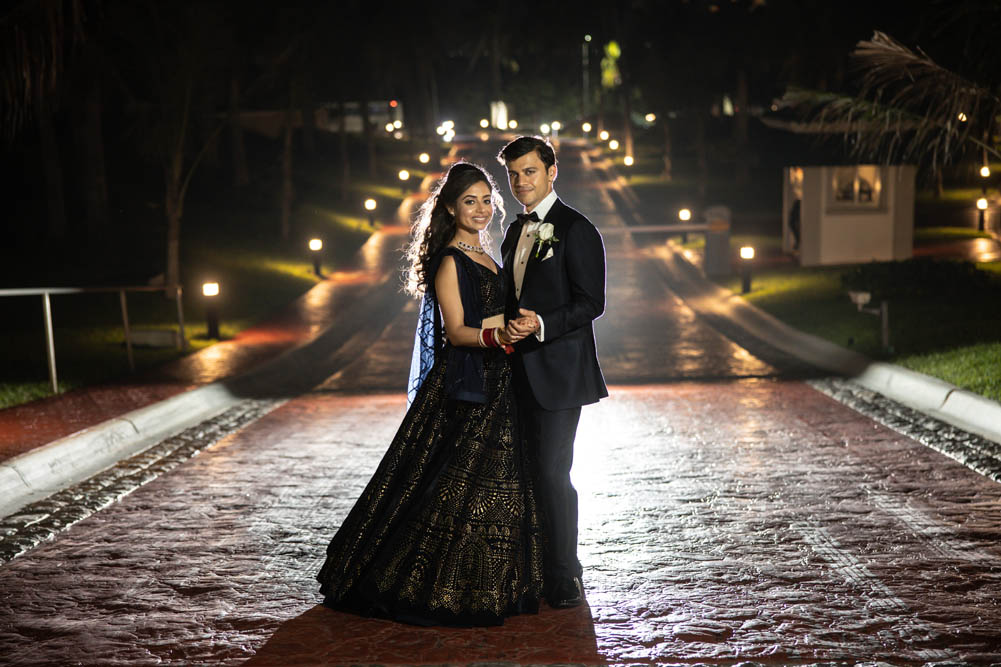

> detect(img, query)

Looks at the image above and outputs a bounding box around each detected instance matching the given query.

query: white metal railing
[0,285,187,393]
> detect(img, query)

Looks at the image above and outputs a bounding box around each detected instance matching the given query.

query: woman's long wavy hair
[404,161,504,297]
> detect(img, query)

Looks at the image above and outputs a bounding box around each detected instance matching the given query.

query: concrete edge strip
[655,242,1001,447]
[0,383,239,517]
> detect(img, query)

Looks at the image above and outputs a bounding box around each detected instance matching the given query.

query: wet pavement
[2,140,1001,665]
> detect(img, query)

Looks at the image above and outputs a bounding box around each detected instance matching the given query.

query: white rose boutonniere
[533,222,559,258]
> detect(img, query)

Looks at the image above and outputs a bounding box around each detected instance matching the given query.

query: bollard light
[479,118,489,128]
[739,246,755,294]
[202,282,220,339]
[981,165,991,178]
[582,122,592,134]
[418,152,430,164]
[678,208,692,222]
[978,196,989,231]
[309,238,323,276]
[977,197,989,210]
[608,139,619,150]
[398,169,410,181]
[364,198,377,227]
[623,155,634,166]
[598,130,609,141]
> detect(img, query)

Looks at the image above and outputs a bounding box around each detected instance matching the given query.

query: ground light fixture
[202,282,221,339]
[739,246,755,294]
[480,118,489,128]
[608,139,619,150]
[309,239,323,276]
[364,198,377,227]
[598,130,609,141]
[418,152,430,164]
[623,155,634,166]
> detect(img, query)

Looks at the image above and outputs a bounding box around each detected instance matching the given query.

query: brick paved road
[2,142,1001,665]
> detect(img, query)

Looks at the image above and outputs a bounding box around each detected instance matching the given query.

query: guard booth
[782,165,916,266]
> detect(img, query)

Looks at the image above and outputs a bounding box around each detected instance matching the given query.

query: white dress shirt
[512,189,558,341]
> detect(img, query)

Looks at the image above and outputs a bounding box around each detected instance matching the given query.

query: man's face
[505,150,556,211]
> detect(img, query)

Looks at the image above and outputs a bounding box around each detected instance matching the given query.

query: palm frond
[778,31,1001,171]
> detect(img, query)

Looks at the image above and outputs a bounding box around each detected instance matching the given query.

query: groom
[498,136,607,609]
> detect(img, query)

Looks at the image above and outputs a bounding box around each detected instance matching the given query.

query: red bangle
[482,327,496,347]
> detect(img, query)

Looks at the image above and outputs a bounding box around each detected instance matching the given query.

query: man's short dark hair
[497,136,557,170]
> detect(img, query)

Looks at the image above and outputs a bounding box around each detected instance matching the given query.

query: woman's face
[448,181,493,235]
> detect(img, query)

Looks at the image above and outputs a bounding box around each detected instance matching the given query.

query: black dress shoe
[547,576,584,609]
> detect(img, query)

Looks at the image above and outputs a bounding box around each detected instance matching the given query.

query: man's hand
[517,308,541,333]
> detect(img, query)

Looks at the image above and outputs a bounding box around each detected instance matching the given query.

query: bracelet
[494,327,505,346]
[482,327,496,348]
[477,328,486,348]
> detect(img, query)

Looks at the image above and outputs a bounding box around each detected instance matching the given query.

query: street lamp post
[582,34,592,119]
[739,246,755,294]
[977,196,988,232]
[364,198,377,228]
[309,238,323,276]
[202,281,220,339]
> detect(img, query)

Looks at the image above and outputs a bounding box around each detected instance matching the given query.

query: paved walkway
[2,140,1001,665]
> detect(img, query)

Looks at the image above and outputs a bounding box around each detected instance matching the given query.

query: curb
[654,242,1001,447]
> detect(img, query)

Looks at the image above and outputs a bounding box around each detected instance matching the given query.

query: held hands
[503,308,540,343]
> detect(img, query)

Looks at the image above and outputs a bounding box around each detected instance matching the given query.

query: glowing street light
[418,152,430,164]
[978,196,989,231]
[540,123,551,134]
[981,165,991,178]
[442,120,454,130]
[958,112,969,122]
[623,155,634,166]
[598,130,609,141]
[739,246,755,294]
[644,113,657,123]
[582,122,592,134]
[678,208,692,221]
[552,121,562,131]
[309,238,323,276]
[384,122,394,133]
[508,119,518,129]
[479,118,490,128]
[201,282,220,339]
[364,198,377,227]
[393,119,402,129]
[436,125,445,135]
[608,139,619,150]
[398,169,410,181]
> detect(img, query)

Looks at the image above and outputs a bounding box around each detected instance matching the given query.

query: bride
[316,161,544,626]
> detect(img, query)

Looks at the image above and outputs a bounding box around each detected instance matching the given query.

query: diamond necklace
[456,240,485,254]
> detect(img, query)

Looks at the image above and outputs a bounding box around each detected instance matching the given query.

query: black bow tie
[516,211,540,224]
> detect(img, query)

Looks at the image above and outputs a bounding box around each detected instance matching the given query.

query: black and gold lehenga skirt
[316,347,544,626]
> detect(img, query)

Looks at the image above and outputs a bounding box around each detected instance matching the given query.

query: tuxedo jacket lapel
[519,199,564,299]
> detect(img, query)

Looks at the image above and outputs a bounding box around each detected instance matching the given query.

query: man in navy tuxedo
[498,136,607,609]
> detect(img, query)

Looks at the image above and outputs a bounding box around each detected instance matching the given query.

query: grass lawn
[715,256,1001,402]
[1,133,436,410]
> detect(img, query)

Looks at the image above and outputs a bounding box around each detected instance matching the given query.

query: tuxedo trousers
[515,368,583,584]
